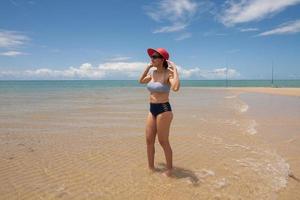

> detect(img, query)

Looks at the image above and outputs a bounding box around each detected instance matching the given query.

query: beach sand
[0,87,299,199]
[226,87,300,97]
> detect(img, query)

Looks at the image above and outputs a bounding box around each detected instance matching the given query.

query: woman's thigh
[145,112,157,143]
[156,111,173,143]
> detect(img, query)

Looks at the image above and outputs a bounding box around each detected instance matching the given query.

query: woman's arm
[167,61,180,92]
[139,63,153,84]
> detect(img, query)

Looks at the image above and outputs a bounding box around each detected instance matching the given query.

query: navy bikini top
[146,70,171,93]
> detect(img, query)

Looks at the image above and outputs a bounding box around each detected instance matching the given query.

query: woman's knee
[158,138,169,147]
[146,129,156,145]
[146,136,155,145]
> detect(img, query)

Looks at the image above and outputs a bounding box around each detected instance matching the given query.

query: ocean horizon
[1,79,300,90]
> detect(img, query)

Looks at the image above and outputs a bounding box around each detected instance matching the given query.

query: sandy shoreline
[175,86,300,97]
[0,86,299,199]
[231,89,300,199]
[225,87,300,97]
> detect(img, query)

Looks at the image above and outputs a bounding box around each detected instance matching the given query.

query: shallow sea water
[0,87,299,199]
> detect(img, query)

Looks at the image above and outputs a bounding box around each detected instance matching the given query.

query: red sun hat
[147,48,169,60]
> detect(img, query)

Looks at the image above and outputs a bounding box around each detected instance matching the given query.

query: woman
[139,47,180,177]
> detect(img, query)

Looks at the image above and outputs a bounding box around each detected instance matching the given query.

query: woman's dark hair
[163,60,168,69]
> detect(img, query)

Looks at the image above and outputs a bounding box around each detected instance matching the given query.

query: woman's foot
[148,166,156,173]
[162,169,173,177]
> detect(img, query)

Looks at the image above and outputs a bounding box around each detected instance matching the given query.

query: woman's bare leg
[156,111,173,176]
[145,112,157,171]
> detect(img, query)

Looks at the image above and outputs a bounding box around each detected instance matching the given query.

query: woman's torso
[146,69,171,103]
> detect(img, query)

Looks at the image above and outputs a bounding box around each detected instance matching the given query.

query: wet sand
[0,87,299,199]
[227,87,300,97]
[227,88,300,200]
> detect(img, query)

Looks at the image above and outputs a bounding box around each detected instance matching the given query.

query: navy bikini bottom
[150,102,172,117]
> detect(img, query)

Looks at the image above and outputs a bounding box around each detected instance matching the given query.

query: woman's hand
[147,62,154,70]
[166,60,180,91]
[166,60,177,74]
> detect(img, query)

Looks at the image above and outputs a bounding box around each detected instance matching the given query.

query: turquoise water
[0,80,300,92]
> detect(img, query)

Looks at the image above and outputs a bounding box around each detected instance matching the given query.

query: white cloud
[23,63,106,79]
[0,51,28,56]
[239,27,259,32]
[0,62,147,80]
[177,65,241,79]
[0,61,242,80]
[153,23,188,33]
[175,32,192,41]
[105,56,132,62]
[0,30,29,48]
[220,0,300,26]
[144,0,198,33]
[97,62,140,71]
[202,30,227,37]
[9,0,18,6]
[258,19,300,36]
[9,0,35,6]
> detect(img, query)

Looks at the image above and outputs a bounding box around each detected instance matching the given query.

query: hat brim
[147,48,164,59]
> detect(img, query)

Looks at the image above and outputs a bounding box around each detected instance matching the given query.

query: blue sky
[1,0,300,80]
